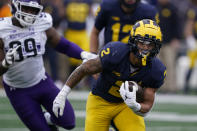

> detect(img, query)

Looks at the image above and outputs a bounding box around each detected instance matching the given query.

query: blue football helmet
[11,0,43,27]
[128,19,162,66]
[119,0,140,9]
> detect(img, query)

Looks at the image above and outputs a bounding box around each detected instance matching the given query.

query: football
[128,81,144,103]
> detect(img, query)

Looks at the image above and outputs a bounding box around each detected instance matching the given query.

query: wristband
[80,51,87,59]
[130,102,141,112]
[61,84,71,95]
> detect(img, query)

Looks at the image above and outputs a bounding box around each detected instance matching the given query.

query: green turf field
[0,91,197,131]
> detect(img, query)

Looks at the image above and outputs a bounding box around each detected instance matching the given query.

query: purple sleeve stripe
[55,37,83,59]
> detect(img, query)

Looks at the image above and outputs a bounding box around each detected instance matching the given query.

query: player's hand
[2,45,20,68]
[80,51,98,63]
[53,85,71,117]
[119,81,141,112]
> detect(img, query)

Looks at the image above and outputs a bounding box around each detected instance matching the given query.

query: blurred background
[0,0,197,131]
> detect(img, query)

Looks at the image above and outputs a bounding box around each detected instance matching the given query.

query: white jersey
[0,13,53,88]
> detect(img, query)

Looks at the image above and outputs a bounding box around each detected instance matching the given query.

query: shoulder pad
[0,17,12,38]
[99,42,130,69]
[35,12,53,31]
[0,17,10,28]
[151,58,166,82]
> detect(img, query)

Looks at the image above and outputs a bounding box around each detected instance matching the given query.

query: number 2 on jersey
[101,48,110,57]
[108,81,123,98]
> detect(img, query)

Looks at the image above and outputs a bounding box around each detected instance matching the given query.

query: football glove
[80,51,98,63]
[119,81,141,112]
[2,45,20,68]
[53,85,71,117]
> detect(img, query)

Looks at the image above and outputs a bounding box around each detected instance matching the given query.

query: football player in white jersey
[0,0,97,131]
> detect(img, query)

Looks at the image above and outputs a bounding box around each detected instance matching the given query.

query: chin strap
[141,55,147,66]
[141,53,150,66]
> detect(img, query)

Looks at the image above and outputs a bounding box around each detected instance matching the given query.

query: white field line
[0,127,197,131]
[1,89,197,104]
[146,112,197,122]
[1,111,197,122]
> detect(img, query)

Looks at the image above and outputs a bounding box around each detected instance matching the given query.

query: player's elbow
[81,58,102,75]
[80,62,93,75]
[135,106,151,117]
[140,102,153,112]
[62,124,75,130]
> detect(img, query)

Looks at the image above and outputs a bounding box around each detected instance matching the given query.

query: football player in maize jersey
[53,19,166,131]
[0,0,96,130]
[184,0,197,94]
[90,0,159,54]
[64,0,92,71]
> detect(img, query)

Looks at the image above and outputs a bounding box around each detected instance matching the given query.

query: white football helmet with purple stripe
[11,0,43,26]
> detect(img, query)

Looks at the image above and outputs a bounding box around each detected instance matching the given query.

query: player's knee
[63,123,75,130]
[56,120,75,130]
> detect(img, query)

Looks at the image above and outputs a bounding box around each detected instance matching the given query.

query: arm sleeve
[55,37,83,59]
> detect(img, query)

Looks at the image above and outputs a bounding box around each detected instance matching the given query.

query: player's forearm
[46,28,83,59]
[136,89,155,116]
[138,102,153,113]
[90,27,100,54]
[66,67,87,89]
[55,37,83,59]
[66,58,102,89]
[132,102,153,117]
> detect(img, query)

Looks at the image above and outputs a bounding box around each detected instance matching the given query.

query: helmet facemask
[12,0,43,27]
[129,35,161,66]
[128,19,162,66]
